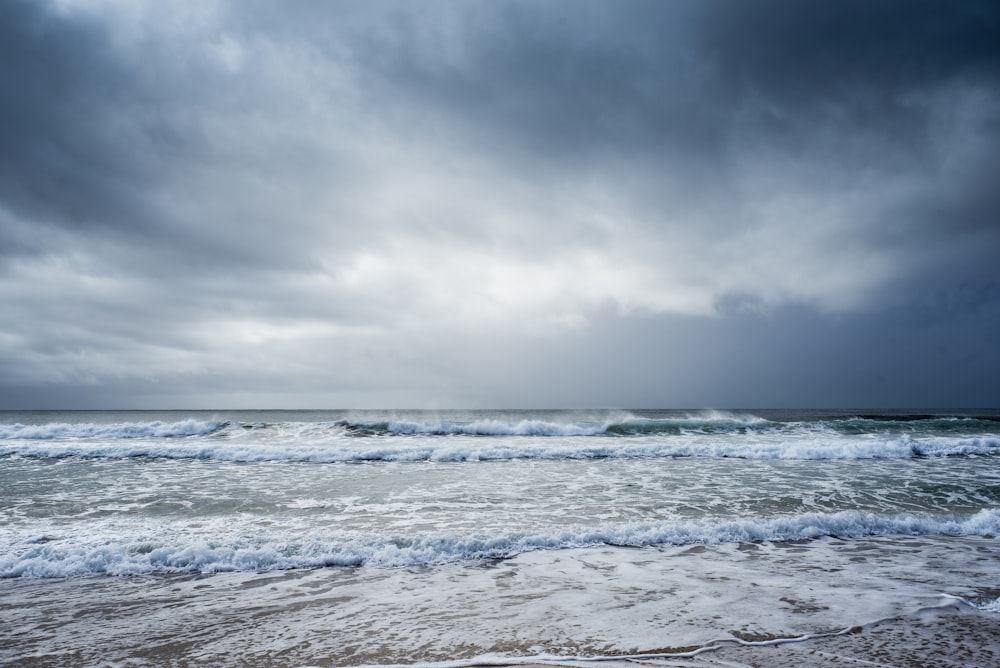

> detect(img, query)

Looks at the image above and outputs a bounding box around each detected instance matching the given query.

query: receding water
[2,408,1000,665]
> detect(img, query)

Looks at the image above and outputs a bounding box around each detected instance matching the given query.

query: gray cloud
[0,0,997,408]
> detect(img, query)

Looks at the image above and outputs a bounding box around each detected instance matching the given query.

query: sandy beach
[5,411,1000,666]
[6,607,998,667]
[4,537,1000,667]
[682,606,998,667]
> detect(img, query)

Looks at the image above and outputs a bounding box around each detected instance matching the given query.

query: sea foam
[0,420,226,440]
[1,434,998,462]
[4,509,999,578]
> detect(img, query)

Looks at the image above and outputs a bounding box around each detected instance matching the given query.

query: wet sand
[3,537,1000,667]
[489,603,999,666]
[3,595,997,666]
[695,606,998,667]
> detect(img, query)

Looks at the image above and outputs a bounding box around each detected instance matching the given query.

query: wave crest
[4,509,998,578]
[0,420,228,440]
[2,435,999,462]
[340,412,772,437]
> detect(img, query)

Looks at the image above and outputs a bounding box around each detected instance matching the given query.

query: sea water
[2,409,1000,666]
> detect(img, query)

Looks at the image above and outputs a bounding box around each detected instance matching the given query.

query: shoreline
[421,605,1000,667]
[4,537,1000,666]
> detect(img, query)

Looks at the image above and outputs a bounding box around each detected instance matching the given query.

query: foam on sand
[4,536,1000,667]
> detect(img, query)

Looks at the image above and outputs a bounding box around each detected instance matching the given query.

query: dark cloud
[349,1,1000,165]
[0,0,998,408]
[348,1,726,185]
[0,1,168,237]
[339,0,1000,306]
[700,0,1000,95]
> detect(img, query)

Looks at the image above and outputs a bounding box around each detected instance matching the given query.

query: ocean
[2,408,1000,666]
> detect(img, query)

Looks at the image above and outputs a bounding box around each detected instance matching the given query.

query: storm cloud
[1,0,998,408]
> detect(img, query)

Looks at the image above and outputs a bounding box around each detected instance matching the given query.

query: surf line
[331,624,866,668]
[425,597,975,667]
[321,597,979,668]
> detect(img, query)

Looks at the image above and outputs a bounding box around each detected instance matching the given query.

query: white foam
[384,419,606,436]
[976,598,1000,613]
[2,433,998,462]
[0,419,226,440]
[7,535,1000,667]
[4,509,999,578]
[362,411,772,436]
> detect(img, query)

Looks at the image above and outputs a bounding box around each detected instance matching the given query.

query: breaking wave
[2,412,999,462]
[2,434,999,462]
[0,420,228,440]
[4,509,999,578]
[3,412,998,441]
[335,411,771,437]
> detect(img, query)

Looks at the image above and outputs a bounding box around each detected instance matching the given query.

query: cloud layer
[1,0,998,407]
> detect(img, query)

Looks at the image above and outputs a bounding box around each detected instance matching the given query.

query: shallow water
[2,409,1000,665]
[3,537,1000,666]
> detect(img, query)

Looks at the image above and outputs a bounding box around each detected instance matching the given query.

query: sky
[1,0,999,409]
